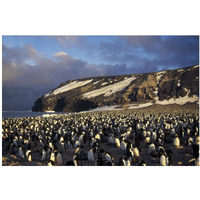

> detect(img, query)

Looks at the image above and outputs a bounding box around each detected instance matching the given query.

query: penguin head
[99,149,105,154]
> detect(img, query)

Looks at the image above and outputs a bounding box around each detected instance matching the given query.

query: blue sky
[2,36,199,111]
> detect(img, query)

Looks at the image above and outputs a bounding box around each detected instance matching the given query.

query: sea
[2,111,69,119]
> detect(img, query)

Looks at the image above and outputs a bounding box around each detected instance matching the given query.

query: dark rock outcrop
[32,65,199,112]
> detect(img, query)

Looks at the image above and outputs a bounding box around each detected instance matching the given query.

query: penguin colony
[2,111,199,166]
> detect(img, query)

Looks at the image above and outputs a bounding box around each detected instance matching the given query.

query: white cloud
[53,51,69,57]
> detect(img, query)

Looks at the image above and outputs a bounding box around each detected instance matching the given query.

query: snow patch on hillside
[45,79,93,97]
[128,102,153,109]
[155,90,199,105]
[88,102,153,112]
[82,76,137,99]
[93,81,100,85]
[154,71,166,101]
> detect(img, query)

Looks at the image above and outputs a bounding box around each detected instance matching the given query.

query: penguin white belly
[160,155,166,166]
[50,153,55,162]
[151,132,157,140]
[68,141,73,148]
[125,160,131,166]
[26,150,31,158]
[95,134,100,140]
[173,137,180,147]
[145,137,150,143]
[121,141,127,151]
[88,150,94,162]
[109,136,114,144]
[134,148,139,157]
[48,161,53,166]
[105,154,112,163]
[75,141,80,148]
[27,154,32,162]
[19,148,24,158]
[41,151,47,161]
[148,144,155,154]
[56,153,63,165]
[115,138,120,148]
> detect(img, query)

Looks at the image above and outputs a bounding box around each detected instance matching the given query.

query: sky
[2,35,199,111]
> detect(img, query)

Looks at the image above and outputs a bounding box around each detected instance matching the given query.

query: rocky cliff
[32,65,199,112]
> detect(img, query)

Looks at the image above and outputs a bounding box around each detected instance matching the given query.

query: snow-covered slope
[32,65,199,112]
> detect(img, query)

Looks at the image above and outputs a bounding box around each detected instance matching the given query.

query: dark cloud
[2,44,103,110]
[2,36,199,111]
[98,36,199,71]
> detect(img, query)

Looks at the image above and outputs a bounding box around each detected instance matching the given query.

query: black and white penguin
[117,156,126,166]
[103,151,115,166]
[74,140,80,148]
[56,152,63,165]
[114,137,121,148]
[73,153,82,166]
[125,158,131,166]
[133,147,139,158]
[40,149,47,162]
[75,145,80,154]
[47,160,55,166]
[49,151,55,162]
[25,149,32,162]
[126,147,134,163]
[18,146,25,159]
[139,160,146,166]
[165,149,173,166]
[120,137,127,151]
[173,135,180,148]
[148,142,156,155]
[159,149,166,166]
[88,148,95,162]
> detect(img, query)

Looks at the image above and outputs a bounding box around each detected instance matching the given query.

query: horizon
[2,35,199,111]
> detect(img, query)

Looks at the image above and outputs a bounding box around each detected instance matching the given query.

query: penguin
[148,142,156,155]
[26,150,32,162]
[159,149,166,166]
[139,160,146,166]
[104,151,115,166]
[151,132,157,141]
[18,146,24,159]
[47,160,55,166]
[75,145,80,154]
[56,152,63,165]
[108,133,114,144]
[74,140,80,148]
[117,156,126,166]
[165,149,173,166]
[40,149,47,162]
[125,158,131,166]
[114,137,120,148]
[88,148,95,162]
[73,153,82,166]
[187,137,193,146]
[159,154,167,166]
[67,139,73,148]
[49,151,55,162]
[120,137,127,151]
[173,135,180,148]
[133,147,139,158]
